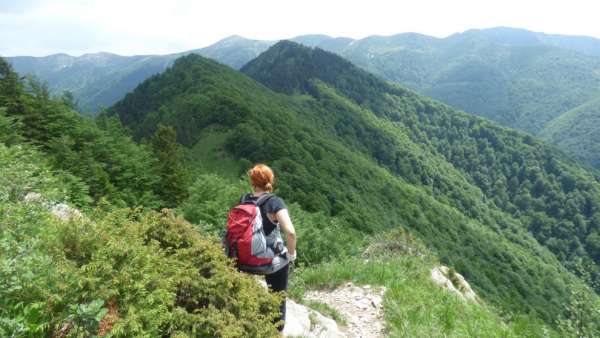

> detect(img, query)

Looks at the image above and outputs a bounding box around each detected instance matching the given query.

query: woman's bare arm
[275,209,296,255]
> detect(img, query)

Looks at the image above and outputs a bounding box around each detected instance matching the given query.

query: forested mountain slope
[304,28,600,169]
[7,52,177,113]
[540,97,600,169]
[6,36,271,112]
[467,27,600,57]
[309,28,600,135]
[110,44,600,328]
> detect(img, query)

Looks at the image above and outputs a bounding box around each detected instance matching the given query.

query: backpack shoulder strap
[256,193,274,207]
[239,193,273,206]
[239,193,253,204]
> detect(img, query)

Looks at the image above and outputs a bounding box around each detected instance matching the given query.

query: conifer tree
[151,124,189,207]
[0,57,25,121]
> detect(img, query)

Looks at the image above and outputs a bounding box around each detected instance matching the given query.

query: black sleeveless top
[242,193,287,235]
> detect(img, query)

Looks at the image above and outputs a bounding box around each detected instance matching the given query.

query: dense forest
[110,42,600,331]
[302,28,600,170]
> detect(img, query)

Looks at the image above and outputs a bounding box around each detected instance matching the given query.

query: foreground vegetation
[0,144,281,337]
[175,174,592,337]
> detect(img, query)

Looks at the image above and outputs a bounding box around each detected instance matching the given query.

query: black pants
[265,263,289,331]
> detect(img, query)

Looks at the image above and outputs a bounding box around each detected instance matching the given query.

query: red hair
[249,164,274,192]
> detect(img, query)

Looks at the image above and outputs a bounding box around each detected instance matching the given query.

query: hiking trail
[283,282,386,338]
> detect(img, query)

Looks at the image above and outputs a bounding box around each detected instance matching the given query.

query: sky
[2,0,600,57]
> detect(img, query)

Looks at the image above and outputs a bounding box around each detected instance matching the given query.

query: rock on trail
[303,282,387,338]
[283,298,343,338]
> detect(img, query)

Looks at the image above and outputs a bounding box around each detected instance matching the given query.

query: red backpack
[223,193,287,274]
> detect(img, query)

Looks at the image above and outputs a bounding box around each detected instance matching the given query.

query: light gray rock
[370,295,382,308]
[283,299,312,337]
[23,192,43,203]
[430,266,478,303]
[283,299,344,338]
[254,277,343,337]
[431,266,457,292]
[50,203,83,221]
[23,192,83,221]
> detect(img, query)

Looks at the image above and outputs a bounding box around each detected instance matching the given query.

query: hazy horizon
[3,0,600,57]
[7,26,600,58]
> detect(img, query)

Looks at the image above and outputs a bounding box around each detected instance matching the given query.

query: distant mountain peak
[241,40,350,94]
[79,51,122,62]
[209,34,270,49]
[290,34,334,47]
[242,39,375,82]
[241,40,402,110]
[216,34,250,43]
[459,27,541,45]
[81,51,118,57]
[47,52,73,58]
[269,39,308,52]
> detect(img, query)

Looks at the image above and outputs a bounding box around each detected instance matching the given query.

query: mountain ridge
[8,27,600,169]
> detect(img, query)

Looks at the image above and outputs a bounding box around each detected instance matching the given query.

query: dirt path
[305,282,386,338]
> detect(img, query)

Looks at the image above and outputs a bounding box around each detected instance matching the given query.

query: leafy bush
[0,107,22,145]
[0,144,73,203]
[1,57,166,208]
[0,204,281,337]
[556,263,600,337]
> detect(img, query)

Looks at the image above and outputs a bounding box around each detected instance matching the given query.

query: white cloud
[2,0,600,56]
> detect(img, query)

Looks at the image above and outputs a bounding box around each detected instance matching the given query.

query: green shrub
[556,263,600,337]
[0,204,281,337]
[0,107,22,145]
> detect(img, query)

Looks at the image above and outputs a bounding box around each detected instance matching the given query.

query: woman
[244,163,296,332]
